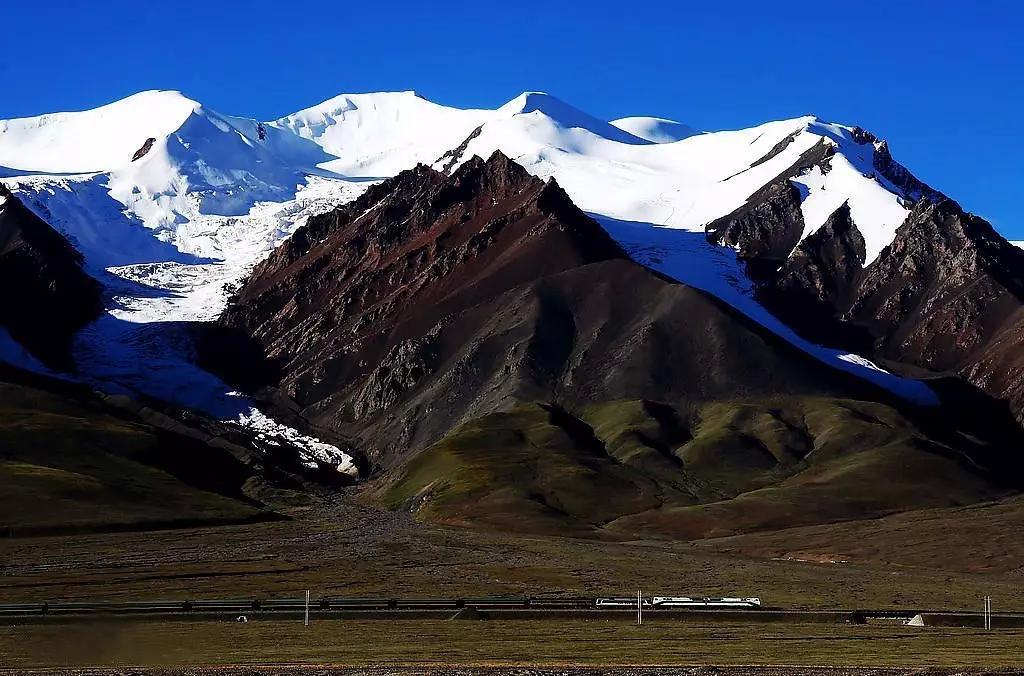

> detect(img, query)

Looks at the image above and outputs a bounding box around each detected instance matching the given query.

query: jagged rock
[706,138,836,281]
[719,174,1024,423]
[131,137,156,162]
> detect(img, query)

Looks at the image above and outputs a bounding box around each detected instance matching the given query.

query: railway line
[2,597,1022,628]
[0,596,768,616]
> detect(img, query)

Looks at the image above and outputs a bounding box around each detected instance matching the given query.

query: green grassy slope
[372,397,1003,539]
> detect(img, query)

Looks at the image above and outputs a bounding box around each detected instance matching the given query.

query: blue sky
[1,0,1020,235]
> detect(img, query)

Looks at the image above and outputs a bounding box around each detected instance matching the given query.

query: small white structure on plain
[305,589,310,627]
[906,614,925,627]
[235,615,248,623]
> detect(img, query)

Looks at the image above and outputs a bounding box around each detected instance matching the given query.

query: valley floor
[3,495,1024,670]
[2,493,1024,608]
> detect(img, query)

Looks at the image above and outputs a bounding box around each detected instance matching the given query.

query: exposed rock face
[962,312,1024,424]
[758,202,873,350]
[0,187,102,369]
[778,202,866,308]
[706,138,834,281]
[705,181,805,281]
[850,126,941,202]
[706,141,1024,423]
[131,137,156,162]
[760,195,1024,383]
[844,198,1024,371]
[213,152,884,469]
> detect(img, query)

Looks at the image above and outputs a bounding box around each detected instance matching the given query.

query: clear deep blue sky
[1,1,1020,234]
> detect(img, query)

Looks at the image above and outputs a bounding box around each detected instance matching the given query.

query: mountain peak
[496,92,650,145]
[0,89,202,174]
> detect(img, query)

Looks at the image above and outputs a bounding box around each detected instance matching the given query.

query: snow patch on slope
[238,408,357,475]
[69,176,367,470]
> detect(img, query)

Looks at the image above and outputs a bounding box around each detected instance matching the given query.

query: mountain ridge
[2,88,1024,528]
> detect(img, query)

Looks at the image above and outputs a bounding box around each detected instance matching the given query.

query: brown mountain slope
[206,152,1019,538]
[212,151,891,466]
[0,186,102,369]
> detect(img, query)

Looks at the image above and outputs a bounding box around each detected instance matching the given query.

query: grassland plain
[1,617,1024,671]
[3,495,1024,612]
[3,671,1023,676]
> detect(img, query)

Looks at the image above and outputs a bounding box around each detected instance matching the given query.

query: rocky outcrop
[844,198,1024,370]
[131,137,156,162]
[705,181,806,281]
[758,202,874,350]
[850,126,942,202]
[758,196,1024,378]
[707,137,834,281]
[709,159,1024,423]
[0,186,102,369]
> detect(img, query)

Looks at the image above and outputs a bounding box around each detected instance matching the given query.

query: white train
[595,596,761,608]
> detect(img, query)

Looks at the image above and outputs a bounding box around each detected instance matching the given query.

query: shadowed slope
[0,187,102,369]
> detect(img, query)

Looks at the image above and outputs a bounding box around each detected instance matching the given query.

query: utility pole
[983,595,992,630]
[305,589,310,627]
[637,589,643,626]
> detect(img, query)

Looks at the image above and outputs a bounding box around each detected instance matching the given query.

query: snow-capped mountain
[1,88,1021,472]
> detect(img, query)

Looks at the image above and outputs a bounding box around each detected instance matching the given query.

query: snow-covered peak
[271,91,491,177]
[497,92,649,145]
[0,90,201,174]
[1,89,343,267]
[789,119,920,264]
[610,116,700,143]
[285,90,424,117]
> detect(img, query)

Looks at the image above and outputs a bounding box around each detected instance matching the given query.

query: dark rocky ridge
[850,125,943,203]
[0,186,102,369]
